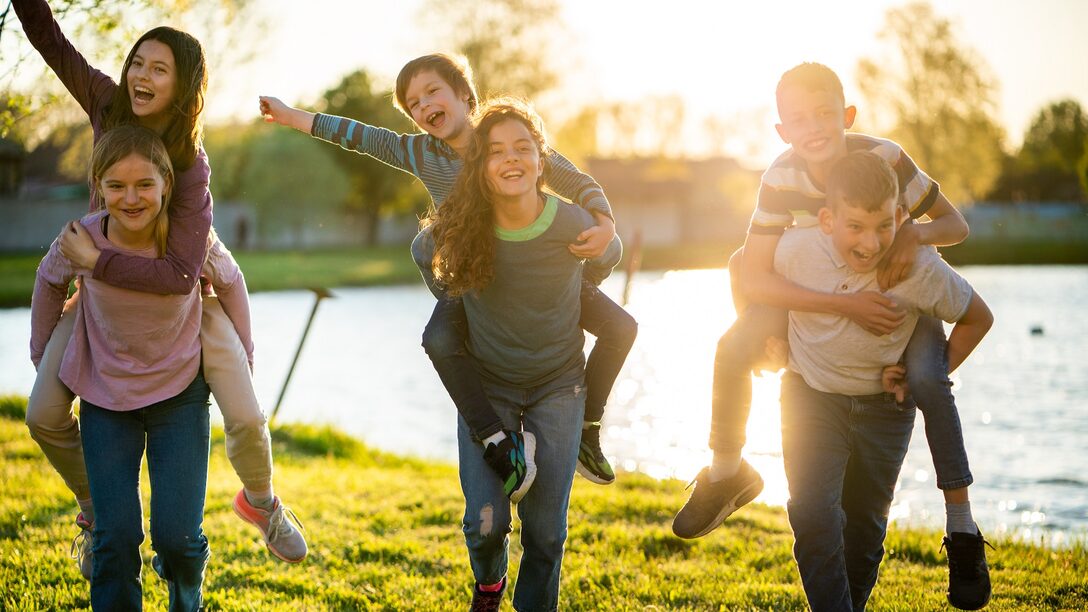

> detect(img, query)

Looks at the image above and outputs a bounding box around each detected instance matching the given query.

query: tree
[230,128,351,249]
[856,1,1006,204]
[988,99,1088,202]
[418,0,565,100]
[314,69,430,246]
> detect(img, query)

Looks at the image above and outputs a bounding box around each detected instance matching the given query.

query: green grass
[1,403,1085,610]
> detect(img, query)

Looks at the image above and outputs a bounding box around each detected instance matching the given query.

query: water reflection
[0,266,1086,543]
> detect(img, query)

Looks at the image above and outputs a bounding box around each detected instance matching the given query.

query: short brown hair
[776,62,844,111]
[394,53,479,118]
[826,151,899,213]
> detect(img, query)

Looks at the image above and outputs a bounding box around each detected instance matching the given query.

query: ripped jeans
[457,363,585,612]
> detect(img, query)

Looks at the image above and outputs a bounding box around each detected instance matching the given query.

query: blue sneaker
[483,430,537,503]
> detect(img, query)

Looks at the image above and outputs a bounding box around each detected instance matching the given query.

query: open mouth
[851,249,878,264]
[132,85,155,105]
[804,137,829,152]
[426,110,445,129]
[500,170,524,180]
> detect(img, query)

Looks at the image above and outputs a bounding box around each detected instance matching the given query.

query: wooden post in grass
[270,287,333,424]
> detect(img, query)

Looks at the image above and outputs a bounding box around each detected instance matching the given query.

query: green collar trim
[495,195,558,242]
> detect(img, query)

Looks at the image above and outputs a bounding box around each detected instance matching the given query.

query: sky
[9,0,1088,168]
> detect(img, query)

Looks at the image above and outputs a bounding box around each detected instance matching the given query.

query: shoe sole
[509,431,538,504]
[675,475,765,539]
[231,498,307,564]
[576,460,616,485]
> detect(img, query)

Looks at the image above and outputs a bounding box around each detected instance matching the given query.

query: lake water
[1,266,1085,546]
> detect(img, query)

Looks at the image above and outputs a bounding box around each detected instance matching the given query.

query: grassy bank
[1,396,1085,610]
[3,238,1085,307]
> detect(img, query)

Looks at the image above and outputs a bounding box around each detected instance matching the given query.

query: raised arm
[12,0,115,121]
[879,192,969,289]
[261,96,419,176]
[30,237,77,367]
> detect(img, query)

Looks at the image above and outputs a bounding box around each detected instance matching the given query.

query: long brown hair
[424,98,549,296]
[102,27,207,172]
[90,125,175,256]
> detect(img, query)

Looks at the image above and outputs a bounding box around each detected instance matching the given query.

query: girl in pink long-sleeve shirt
[13,0,306,575]
[32,125,216,609]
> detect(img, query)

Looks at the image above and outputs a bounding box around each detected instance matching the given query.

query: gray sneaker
[232,489,308,562]
[71,512,93,580]
[672,460,764,539]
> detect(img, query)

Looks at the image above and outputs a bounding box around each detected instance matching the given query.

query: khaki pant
[25,296,274,501]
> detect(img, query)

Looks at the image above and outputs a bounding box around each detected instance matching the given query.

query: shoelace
[70,527,91,564]
[267,504,306,543]
[941,537,996,579]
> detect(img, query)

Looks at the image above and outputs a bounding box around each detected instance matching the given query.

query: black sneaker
[576,423,615,485]
[483,430,537,503]
[469,577,506,611]
[943,528,993,610]
[671,460,764,539]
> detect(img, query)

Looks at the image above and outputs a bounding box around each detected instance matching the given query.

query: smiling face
[775,83,856,174]
[819,195,903,273]
[404,70,473,146]
[99,152,167,249]
[125,39,178,132]
[484,118,545,201]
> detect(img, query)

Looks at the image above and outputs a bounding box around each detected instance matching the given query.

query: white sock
[709,452,742,481]
[77,497,95,524]
[482,431,507,448]
[245,487,276,511]
[945,501,976,535]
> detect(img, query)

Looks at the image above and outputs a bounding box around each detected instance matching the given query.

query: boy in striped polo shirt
[672,63,989,609]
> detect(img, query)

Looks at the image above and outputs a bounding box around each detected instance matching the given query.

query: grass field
[1,395,1085,610]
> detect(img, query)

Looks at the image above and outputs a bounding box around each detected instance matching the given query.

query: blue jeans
[415,229,636,439]
[710,305,972,489]
[457,364,585,612]
[80,373,212,612]
[780,372,915,612]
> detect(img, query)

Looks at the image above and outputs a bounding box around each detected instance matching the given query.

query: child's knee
[25,392,76,435]
[599,311,638,352]
[463,503,511,549]
[410,228,434,271]
[422,311,465,360]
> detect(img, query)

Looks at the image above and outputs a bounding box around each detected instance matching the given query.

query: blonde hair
[89,125,175,256]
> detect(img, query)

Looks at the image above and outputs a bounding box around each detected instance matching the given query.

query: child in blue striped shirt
[260,53,636,501]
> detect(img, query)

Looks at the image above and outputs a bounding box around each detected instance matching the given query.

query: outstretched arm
[259,96,316,133]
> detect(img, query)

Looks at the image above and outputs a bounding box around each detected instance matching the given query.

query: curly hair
[423,98,549,296]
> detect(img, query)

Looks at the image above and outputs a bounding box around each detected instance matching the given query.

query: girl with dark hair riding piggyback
[13,0,307,586]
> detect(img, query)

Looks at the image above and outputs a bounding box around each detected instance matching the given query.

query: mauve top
[31,212,249,410]
[14,0,212,295]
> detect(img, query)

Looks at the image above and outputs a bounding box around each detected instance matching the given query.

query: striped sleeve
[865,138,940,220]
[748,156,825,235]
[310,113,422,177]
[543,150,614,220]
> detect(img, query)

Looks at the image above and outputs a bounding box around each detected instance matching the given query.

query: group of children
[17,0,994,608]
